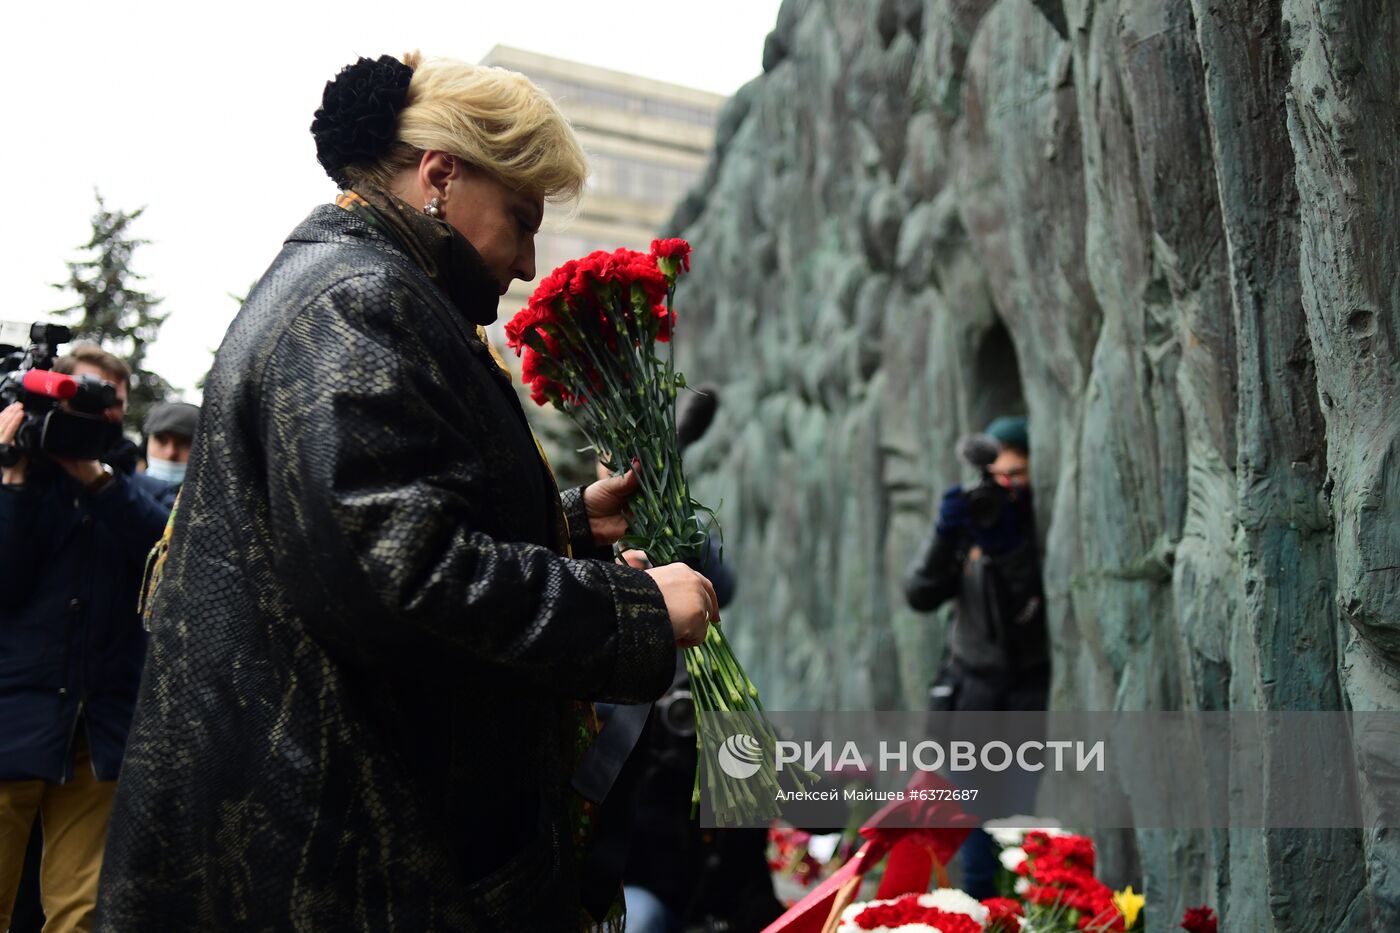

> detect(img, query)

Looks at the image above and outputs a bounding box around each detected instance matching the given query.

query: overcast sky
[2,0,783,395]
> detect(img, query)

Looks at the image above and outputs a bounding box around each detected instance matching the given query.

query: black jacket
[0,455,170,782]
[904,488,1048,677]
[96,205,676,931]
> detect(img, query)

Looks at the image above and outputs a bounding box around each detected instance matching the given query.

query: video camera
[0,322,122,467]
[656,681,695,740]
[957,432,1010,530]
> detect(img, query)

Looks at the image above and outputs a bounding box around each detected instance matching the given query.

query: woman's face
[427,157,544,295]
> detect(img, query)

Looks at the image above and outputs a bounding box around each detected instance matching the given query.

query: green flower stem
[533,274,804,824]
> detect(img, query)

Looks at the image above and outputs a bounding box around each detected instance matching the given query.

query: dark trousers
[943,661,1049,899]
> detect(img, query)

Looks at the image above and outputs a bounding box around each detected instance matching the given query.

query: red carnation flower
[1180,906,1217,933]
[564,250,609,298]
[983,897,1024,931]
[653,303,674,342]
[1063,879,1115,916]
[1025,834,1096,876]
[529,258,576,311]
[849,895,981,933]
[520,348,563,406]
[568,248,653,299]
[631,263,669,307]
[1078,907,1127,932]
[1032,865,1095,888]
[1053,835,1097,872]
[651,237,692,273]
[1026,884,1067,909]
[1023,831,1053,858]
[505,302,553,354]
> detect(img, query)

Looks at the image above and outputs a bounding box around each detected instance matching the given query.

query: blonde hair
[344,52,587,202]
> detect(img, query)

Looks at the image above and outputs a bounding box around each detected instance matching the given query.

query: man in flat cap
[142,402,199,501]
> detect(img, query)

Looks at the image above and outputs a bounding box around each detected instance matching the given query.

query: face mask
[145,457,187,485]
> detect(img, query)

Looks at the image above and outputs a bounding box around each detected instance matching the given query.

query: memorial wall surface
[665,1,1399,926]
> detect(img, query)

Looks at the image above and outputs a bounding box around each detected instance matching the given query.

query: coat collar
[286,200,502,326]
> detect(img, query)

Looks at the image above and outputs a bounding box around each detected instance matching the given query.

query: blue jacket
[0,461,172,782]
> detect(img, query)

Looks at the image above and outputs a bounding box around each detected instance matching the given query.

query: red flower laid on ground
[1022,830,1054,859]
[1180,905,1218,933]
[1015,831,1138,930]
[1023,832,1096,875]
[1078,905,1127,931]
[983,896,1024,931]
[849,894,982,933]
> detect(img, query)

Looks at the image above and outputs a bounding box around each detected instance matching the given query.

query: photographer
[903,415,1047,897]
[0,344,171,932]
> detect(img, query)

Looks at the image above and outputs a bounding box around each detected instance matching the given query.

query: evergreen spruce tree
[52,191,171,428]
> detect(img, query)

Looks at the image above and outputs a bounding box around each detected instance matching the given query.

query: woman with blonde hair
[96,53,716,931]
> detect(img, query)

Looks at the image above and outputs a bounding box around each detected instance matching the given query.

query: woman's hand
[583,466,641,545]
[645,562,718,649]
[1,402,27,485]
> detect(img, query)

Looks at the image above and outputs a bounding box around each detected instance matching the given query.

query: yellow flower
[1113,885,1146,928]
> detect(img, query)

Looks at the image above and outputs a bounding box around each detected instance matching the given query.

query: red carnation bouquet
[991,830,1144,931]
[505,239,808,822]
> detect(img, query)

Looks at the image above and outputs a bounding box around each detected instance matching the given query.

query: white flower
[806,832,842,864]
[917,888,989,923]
[836,889,989,931]
[982,817,1068,848]
[1015,877,1031,895]
[839,896,900,925]
[999,846,1027,872]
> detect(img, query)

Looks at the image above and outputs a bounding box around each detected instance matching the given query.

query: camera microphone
[957,433,1008,530]
[676,387,719,451]
[21,369,78,400]
[1,323,123,462]
[958,433,1001,469]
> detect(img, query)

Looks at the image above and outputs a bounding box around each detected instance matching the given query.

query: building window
[535,76,718,128]
[586,151,700,204]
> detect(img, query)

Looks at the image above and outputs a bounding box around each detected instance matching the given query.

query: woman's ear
[418,150,458,200]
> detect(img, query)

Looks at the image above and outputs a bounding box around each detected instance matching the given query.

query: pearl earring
[424,196,443,218]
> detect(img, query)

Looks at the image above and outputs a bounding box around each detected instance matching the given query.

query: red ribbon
[762,772,980,933]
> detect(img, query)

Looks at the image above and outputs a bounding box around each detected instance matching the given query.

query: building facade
[478,46,726,482]
[480,45,724,317]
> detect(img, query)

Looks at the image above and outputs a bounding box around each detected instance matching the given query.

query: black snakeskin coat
[95,206,676,931]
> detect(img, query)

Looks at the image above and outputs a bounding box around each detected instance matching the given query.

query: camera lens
[70,375,118,415]
[657,689,696,739]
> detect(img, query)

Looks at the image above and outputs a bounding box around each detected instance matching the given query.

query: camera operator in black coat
[0,344,171,932]
[904,415,1047,709]
[902,415,1047,897]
